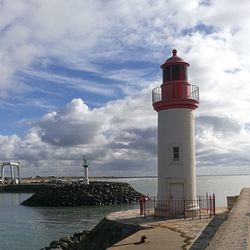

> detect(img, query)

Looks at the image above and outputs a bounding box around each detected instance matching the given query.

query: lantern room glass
[163,64,188,81]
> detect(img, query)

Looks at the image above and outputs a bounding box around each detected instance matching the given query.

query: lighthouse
[82,155,89,185]
[152,49,199,209]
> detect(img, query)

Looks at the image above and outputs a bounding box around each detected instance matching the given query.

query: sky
[1,0,250,177]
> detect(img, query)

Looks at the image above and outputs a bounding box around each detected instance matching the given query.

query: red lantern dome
[161,49,189,68]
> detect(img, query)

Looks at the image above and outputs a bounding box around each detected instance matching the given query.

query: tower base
[154,200,199,218]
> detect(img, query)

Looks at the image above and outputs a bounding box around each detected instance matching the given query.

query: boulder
[41,229,89,250]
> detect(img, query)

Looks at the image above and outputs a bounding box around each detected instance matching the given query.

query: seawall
[205,188,250,249]
[73,216,144,250]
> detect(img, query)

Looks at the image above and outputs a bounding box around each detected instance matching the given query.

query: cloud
[1,0,250,176]
[197,115,242,137]
[34,99,106,146]
[195,114,250,169]
[0,135,20,159]
[0,89,157,176]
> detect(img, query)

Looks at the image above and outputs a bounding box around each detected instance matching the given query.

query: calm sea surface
[0,175,250,250]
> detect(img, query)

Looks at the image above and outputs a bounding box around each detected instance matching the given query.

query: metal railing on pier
[139,194,215,219]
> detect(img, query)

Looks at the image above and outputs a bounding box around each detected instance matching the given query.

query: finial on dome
[172,49,177,56]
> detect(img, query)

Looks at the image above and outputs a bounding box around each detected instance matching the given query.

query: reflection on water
[0,193,29,207]
[0,175,250,250]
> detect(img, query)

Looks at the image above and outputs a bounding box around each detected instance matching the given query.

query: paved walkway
[109,227,182,249]
[107,208,227,250]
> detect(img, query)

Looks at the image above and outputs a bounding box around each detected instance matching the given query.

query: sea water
[0,175,250,250]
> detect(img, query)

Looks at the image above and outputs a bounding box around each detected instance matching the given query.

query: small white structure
[152,49,199,211]
[0,161,21,184]
[81,156,89,185]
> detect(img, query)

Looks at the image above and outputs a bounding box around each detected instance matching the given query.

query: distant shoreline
[20,176,158,181]
[20,173,250,181]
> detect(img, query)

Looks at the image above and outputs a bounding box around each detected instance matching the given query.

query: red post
[199,196,201,220]
[153,197,156,218]
[139,197,144,216]
[183,199,186,219]
[139,196,147,217]
[213,193,216,215]
[209,195,212,218]
[206,192,208,213]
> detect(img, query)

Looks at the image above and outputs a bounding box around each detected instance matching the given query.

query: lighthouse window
[163,64,188,81]
[181,65,188,80]
[173,147,180,161]
[163,65,171,81]
[171,64,181,80]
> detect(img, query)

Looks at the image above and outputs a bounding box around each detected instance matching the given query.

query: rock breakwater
[40,230,89,250]
[21,181,143,206]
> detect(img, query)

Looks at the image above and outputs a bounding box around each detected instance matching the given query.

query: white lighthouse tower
[82,155,89,185]
[152,49,199,208]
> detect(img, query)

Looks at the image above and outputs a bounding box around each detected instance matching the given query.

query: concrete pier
[73,208,227,250]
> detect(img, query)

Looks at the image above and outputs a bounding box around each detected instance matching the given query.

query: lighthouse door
[170,183,184,200]
[169,183,184,215]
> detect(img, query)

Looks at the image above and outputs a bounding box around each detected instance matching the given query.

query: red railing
[140,194,215,219]
[152,84,199,104]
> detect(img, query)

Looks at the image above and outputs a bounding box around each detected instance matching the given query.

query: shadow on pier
[190,211,228,250]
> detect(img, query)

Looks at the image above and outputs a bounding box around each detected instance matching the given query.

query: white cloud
[35,99,107,146]
[1,0,250,176]
[0,89,156,176]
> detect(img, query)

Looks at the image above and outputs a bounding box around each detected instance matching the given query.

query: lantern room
[161,49,189,82]
[152,49,199,111]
